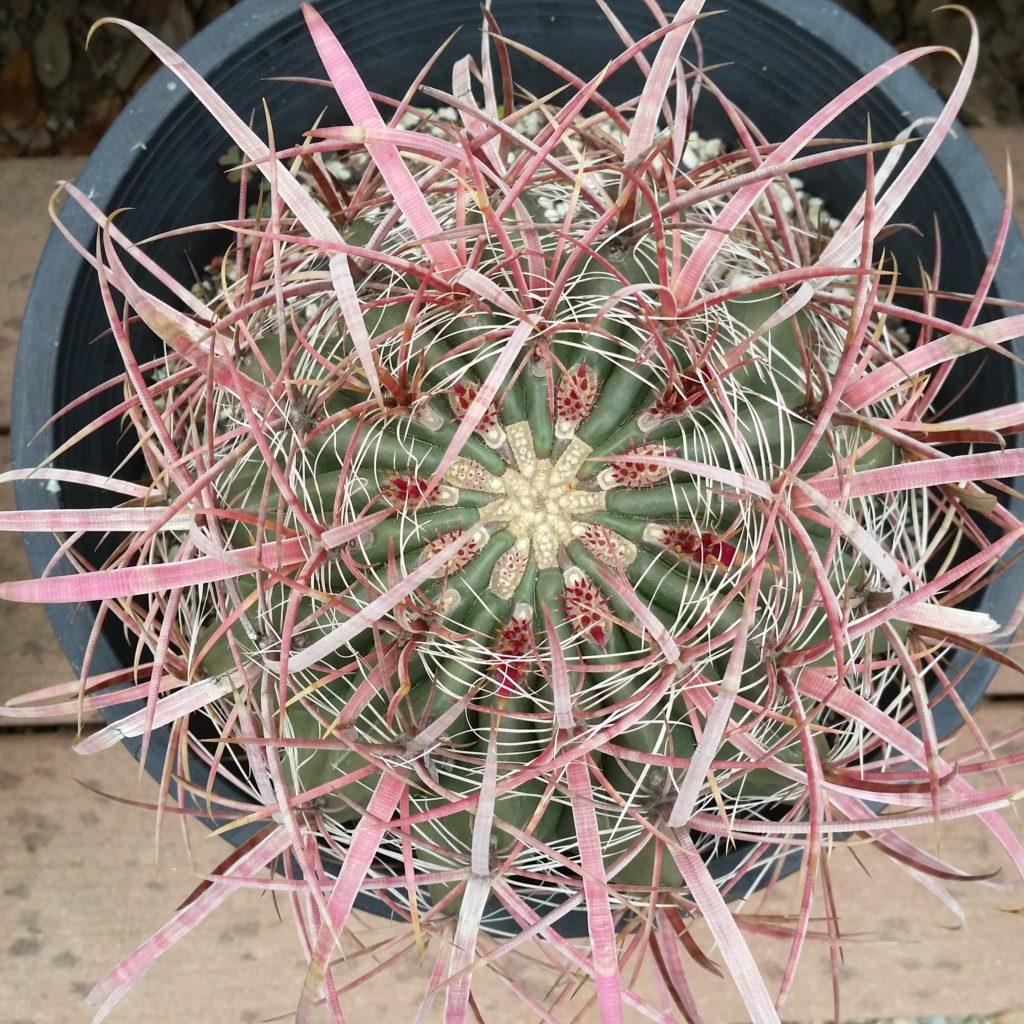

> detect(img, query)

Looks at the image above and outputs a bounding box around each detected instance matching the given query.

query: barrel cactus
[4,3,1024,1023]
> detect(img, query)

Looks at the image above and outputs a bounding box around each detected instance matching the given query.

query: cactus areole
[9,0,1024,1019]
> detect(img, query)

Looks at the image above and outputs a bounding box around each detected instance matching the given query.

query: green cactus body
[174,110,920,917]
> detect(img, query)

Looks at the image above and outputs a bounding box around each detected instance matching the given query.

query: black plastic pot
[14,0,1024,935]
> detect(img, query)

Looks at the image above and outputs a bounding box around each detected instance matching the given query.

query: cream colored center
[479,424,605,569]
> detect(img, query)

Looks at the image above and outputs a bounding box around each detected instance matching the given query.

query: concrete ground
[2,130,1024,1023]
